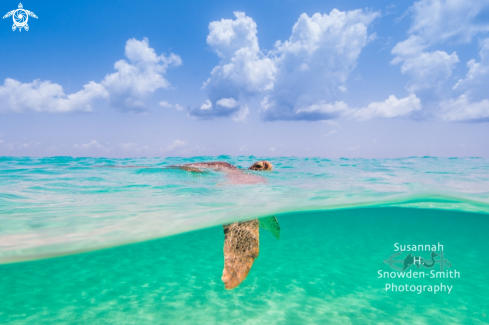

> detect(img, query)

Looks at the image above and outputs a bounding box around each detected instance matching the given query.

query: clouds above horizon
[261,9,379,121]
[441,38,489,122]
[0,38,181,113]
[351,94,422,120]
[0,79,108,113]
[188,12,275,121]
[190,10,380,121]
[102,38,182,111]
[191,3,489,123]
[2,2,489,123]
[391,0,489,121]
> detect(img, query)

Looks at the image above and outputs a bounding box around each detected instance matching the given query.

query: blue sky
[1,0,488,158]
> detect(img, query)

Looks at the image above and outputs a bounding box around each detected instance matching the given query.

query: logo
[3,3,38,32]
[383,249,452,272]
[378,243,459,294]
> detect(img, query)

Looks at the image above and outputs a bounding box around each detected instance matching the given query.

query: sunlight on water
[1,208,488,324]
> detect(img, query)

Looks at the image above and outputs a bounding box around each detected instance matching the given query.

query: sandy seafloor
[0,156,488,324]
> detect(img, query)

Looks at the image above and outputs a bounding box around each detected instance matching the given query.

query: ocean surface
[1,156,488,324]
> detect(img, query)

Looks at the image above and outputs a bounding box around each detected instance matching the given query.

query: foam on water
[0,156,488,263]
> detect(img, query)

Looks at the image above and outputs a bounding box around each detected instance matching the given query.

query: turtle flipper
[221,220,259,290]
[259,215,280,240]
[24,23,29,31]
[12,23,16,31]
[3,10,15,19]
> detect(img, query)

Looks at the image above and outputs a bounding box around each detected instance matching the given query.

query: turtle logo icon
[3,3,38,32]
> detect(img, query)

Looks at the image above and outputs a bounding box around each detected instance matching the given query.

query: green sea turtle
[175,160,280,289]
[102,160,280,289]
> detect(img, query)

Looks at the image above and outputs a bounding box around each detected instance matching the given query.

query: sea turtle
[3,3,38,32]
[176,160,280,289]
[102,160,280,289]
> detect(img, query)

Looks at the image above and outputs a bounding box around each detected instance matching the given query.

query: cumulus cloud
[193,9,378,121]
[0,79,107,113]
[102,38,181,111]
[439,95,489,122]
[406,0,489,46]
[189,12,274,120]
[392,0,489,94]
[397,51,459,93]
[262,99,350,121]
[0,38,181,113]
[194,4,488,123]
[262,9,379,121]
[73,140,105,150]
[391,1,489,122]
[352,94,422,120]
[440,38,489,122]
[0,139,40,150]
[164,139,187,151]
[454,38,489,97]
[159,100,185,111]
[159,100,173,108]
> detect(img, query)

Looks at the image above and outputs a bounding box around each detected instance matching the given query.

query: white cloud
[262,9,379,120]
[189,12,275,120]
[440,38,489,122]
[0,38,181,114]
[74,140,105,150]
[159,100,173,108]
[263,100,349,121]
[200,100,212,110]
[391,36,426,60]
[206,12,259,59]
[193,9,378,121]
[159,100,185,111]
[407,0,489,46]
[0,79,107,113]
[2,141,40,150]
[216,97,239,108]
[398,51,459,92]
[165,140,187,151]
[454,38,489,97]
[101,38,182,111]
[439,94,489,122]
[352,94,422,120]
[231,104,249,122]
[391,0,489,95]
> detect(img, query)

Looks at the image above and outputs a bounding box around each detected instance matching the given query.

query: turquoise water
[1,156,489,323]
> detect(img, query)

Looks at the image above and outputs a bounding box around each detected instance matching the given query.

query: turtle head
[249,160,273,171]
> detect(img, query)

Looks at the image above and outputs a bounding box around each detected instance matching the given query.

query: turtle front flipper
[258,215,280,240]
[222,220,259,289]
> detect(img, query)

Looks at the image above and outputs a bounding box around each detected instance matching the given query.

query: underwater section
[0,156,488,263]
[1,208,488,324]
